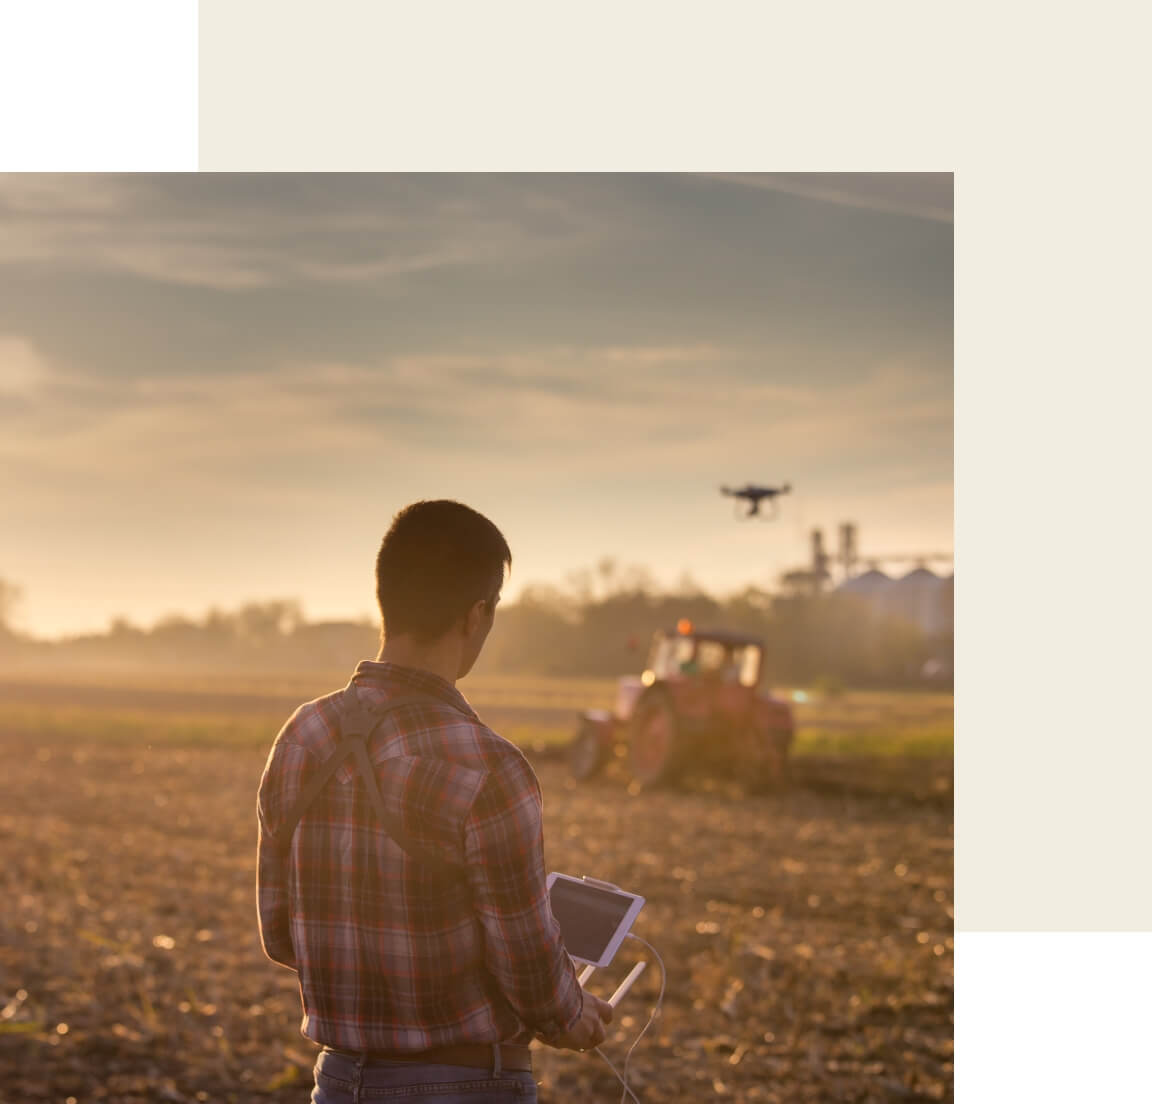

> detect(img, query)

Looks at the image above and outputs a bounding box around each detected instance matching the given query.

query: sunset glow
[0,173,952,637]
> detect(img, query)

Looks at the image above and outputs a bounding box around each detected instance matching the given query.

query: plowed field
[0,679,952,1103]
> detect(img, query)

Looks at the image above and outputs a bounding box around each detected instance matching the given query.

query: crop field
[0,673,952,1103]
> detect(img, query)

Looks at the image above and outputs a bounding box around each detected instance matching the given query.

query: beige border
[198,0,957,170]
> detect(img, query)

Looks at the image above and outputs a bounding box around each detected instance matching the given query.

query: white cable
[592,1045,642,1104]
[619,934,665,1102]
[590,933,666,1104]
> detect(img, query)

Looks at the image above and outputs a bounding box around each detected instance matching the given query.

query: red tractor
[567,621,795,789]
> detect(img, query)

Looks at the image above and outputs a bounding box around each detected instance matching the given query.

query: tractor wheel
[568,719,609,781]
[628,693,683,787]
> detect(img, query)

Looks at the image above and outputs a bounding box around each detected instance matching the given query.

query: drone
[720,482,792,519]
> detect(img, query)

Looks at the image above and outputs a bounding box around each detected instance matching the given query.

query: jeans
[311,1047,538,1103]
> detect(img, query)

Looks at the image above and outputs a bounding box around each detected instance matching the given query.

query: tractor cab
[643,622,763,690]
[638,623,768,736]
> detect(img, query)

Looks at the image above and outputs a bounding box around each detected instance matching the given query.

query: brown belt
[327,1043,533,1073]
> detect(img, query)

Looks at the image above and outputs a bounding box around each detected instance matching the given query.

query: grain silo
[889,567,950,635]
[837,566,953,636]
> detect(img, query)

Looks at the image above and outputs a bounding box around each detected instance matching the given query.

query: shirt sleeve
[462,754,584,1039]
[255,741,311,971]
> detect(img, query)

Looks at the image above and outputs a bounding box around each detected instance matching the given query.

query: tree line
[0,562,950,688]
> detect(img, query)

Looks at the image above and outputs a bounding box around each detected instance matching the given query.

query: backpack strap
[275,685,465,873]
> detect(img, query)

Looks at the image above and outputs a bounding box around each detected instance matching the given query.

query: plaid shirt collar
[349,660,480,723]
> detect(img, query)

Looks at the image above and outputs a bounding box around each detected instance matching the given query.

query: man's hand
[542,992,614,1052]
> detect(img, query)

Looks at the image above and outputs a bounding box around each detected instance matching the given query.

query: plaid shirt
[257,660,584,1052]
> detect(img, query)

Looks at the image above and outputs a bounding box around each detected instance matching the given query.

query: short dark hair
[375,500,511,643]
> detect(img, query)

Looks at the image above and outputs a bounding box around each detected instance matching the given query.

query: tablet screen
[548,878,636,963]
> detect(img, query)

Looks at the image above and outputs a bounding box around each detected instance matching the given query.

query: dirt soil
[0,728,952,1104]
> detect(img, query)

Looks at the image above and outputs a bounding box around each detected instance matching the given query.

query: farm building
[838,566,954,636]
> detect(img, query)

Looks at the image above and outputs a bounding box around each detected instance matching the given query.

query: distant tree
[200,607,238,646]
[236,600,303,645]
[613,562,658,597]
[474,589,581,676]
[516,583,580,621]
[107,616,145,642]
[578,590,657,674]
[564,567,595,605]
[151,613,203,646]
[720,586,773,635]
[674,571,707,596]
[565,558,658,605]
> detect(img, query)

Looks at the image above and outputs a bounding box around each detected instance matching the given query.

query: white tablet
[546,873,646,968]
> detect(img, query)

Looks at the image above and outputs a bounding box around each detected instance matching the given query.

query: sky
[0,173,952,638]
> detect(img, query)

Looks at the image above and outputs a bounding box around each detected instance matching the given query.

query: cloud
[0,174,610,291]
[0,343,950,513]
[0,174,141,215]
[704,173,953,223]
[1,174,954,311]
[0,335,50,396]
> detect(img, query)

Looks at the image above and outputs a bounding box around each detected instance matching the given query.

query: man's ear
[462,598,488,638]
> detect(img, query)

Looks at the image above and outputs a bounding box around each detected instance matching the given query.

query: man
[257,500,612,1103]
